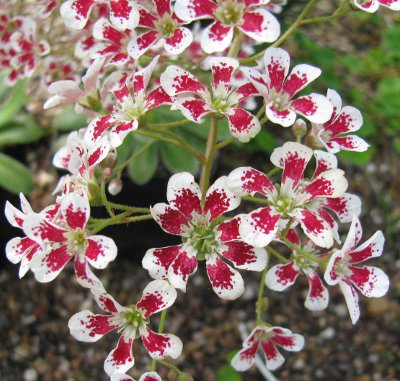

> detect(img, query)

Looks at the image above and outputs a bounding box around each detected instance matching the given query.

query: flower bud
[108,178,123,196]
[101,149,118,169]
[292,119,307,139]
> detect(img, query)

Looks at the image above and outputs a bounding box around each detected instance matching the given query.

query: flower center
[215,1,245,27]
[274,195,294,214]
[335,258,351,278]
[269,89,290,111]
[155,13,177,38]
[120,306,149,336]
[64,229,87,253]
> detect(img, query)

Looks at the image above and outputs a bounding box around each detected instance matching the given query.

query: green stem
[301,7,351,25]
[200,117,219,206]
[266,246,289,264]
[115,139,157,174]
[157,359,183,375]
[228,30,245,58]
[256,103,266,119]
[260,115,269,125]
[256,254,270,324]
[101,179,115,217]
[89,213,152,234]
[147,119,190,129]
[266,166,281,178]
[280,235,323,265]
[242,196,270,205]
[107,202,150,214]
[151,309,168,371]
[215,137,235,150]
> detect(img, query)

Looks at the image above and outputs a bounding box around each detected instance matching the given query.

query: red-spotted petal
[68,310,118,342]
[239,206,281,247]
[23,214,67,243]
[139,372,162,381]
[5,200,25,228]
[353,0,380,12]
[174,96,212,123]
[348,265,389,298]
[215,215,242,242]
[291,94,333,124]
[92,289,127,313]
[30,245,72,282]
[109,0,139,31]
[225,107,261,143]
[323,193,361,223]
[209,57,238,88]
[220,241,267,271]
[164,27,193,55]
[349,230,385,264]
[263,47,290,92]
[283,64,321,99]
[227,167,274,197]
[238,8,280,43]
[60,192,90,230]
[312,150,337,178]
[261,340,285,370]
[341,215,363,253]
[60,0,95,30]
[128,30,159,59]
[339,280,360,324]
[74,256,105,290]
[241,66,269,97]
[141,328,183,359]
[270,142,313,190]
[5,236,37,264]
[166,172,202,219]
[265,261,300,291]
[231,341,258,371]
[85,235,117,269]
[110,118,139,148]
[136,280,177,317]
[325,135,369,153]
[160,65,205,96]
[143,245,182,280]
[206,254,244,300]
[85,115,117,144]
[304,268,329,311]
[151,203,190,236]
[266,102,297,127]
[174,0,216,21]
[288,208,333,248]
[200,21,233,54]
[205,176,240,220]
[167,245,198,291]
[270,327,304,352]
[104,334,135,376]
[146,86,172,110]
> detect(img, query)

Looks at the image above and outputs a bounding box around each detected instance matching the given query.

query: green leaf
[0,118,44,146]
[127,142,158,185]
[160,142,199,174]
[217,366,242,381]
[338,147,375,166]
[0,79,28,127]
[384,26,400,60]
[0,153,34,193]
[54,106,88,131]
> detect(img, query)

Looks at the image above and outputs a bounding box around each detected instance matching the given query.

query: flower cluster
[3,0,396,379]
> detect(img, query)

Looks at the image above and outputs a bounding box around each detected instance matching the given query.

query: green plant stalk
[157,359,184,375]
[256,254,270,324]
[215,137,235,150]
[151,309,168,371]
[228,30,245,58]
[88,213,152,234]
[242,196,270,205]
[266,166,281,178]
[280,235,323,265]
[101,179,115,217]
[147,119,191,129]
[266,246,289,264]
[301,6,351,25]
[200,117,219,206]
[107,202,150,214]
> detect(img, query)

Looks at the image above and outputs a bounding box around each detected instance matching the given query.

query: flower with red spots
[61,0,139,31]
[160,57,260,142]
[174,0,280,54]
[92,18,135,66]
[227,142,349,249]
[353,0,400,12]
[68,280,182,376]
[128,0,193,58]
[143,172,268,300]
[231,325,304,371]
[111,372,162,381]
[265,229,329,311]
[84,56,172,148]
[242,47,333,127]
[5,194,59,279]
[324,215,389,324]
[22,192,117,289]
[307,89,369,153]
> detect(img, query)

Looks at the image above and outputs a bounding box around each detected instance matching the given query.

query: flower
[160,57,260,142]
[324,215,389,324]
[231,326,304,371]
[308,89,369,153]
[353,0,400,13]
[128,0,193,58]
[265,229,329,311]
[92,18,135,66]
[143,172,268,299]
[227,142,349,248]
[242,47,333,127]
[68,280,182,376]
[60,0,139,31]
[44,58,105,113]
[22,192,117,289]
[5,193,59,278]
[174,0,280,53]
[84,56,172,148]
[111,373,162,381]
